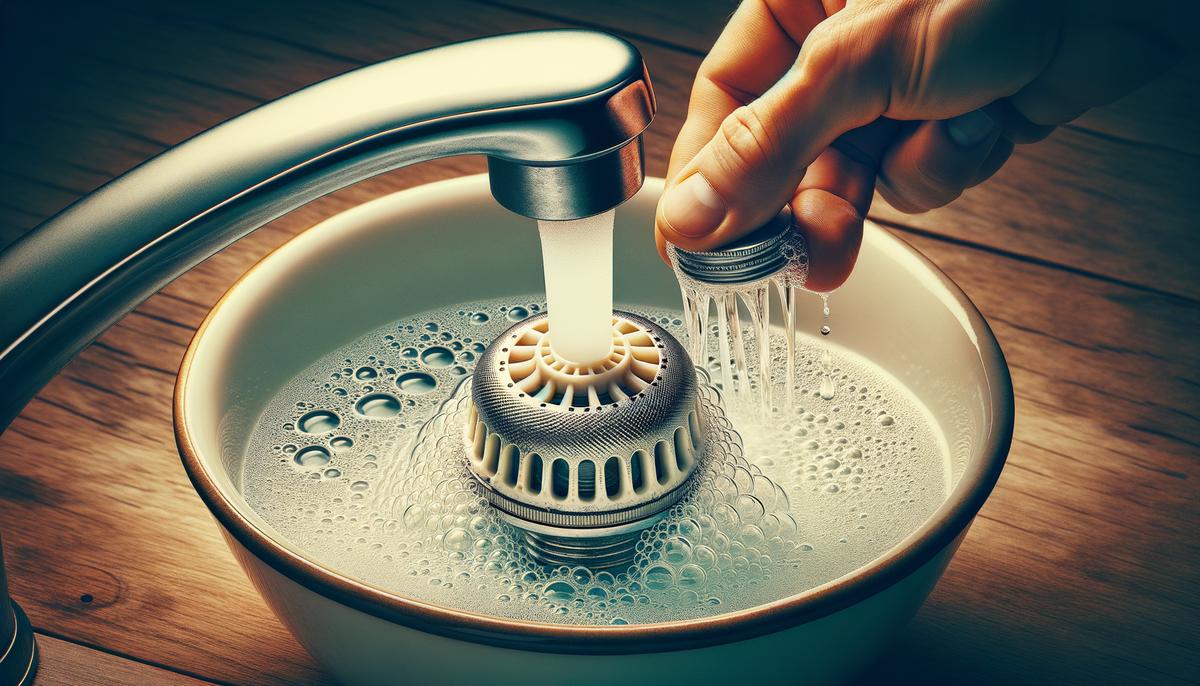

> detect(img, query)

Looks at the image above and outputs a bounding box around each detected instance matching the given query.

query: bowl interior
[181,175,1008,620]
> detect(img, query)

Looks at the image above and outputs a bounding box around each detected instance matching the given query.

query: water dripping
[680,283,773,410]
[818,293,835,401]
[776,281,799,409]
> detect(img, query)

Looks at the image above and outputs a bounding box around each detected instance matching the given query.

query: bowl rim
[175,175,1013,655]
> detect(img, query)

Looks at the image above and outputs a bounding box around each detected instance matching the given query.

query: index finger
[666,0,832,182]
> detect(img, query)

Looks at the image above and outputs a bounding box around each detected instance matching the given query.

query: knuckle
[798,21,845,74]
[797,12,891,119]
[715,105,778,172]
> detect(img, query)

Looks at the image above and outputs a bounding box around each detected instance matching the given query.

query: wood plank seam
[875,217,1200,305]
[34,629,230,686]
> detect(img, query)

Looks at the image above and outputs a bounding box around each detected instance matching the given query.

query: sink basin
[176,175,1012,685]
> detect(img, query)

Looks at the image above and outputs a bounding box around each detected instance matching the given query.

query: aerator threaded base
[521,529,643,571]
[673,207,793,285]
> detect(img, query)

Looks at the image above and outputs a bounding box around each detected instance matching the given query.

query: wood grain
[32,633,218,686]
[0,1,1196,685]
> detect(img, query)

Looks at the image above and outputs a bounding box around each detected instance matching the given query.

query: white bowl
[176,175,1012,686]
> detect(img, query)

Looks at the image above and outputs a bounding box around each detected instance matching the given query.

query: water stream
[669,234,833,412]
[536,210,615,364]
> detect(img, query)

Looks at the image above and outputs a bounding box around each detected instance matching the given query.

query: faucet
[0,29,655,431]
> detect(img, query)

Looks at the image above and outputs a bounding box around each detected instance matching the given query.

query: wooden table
[2,2,1197,684]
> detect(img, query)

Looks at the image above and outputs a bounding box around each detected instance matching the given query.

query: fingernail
[944,109,996,147]
[662,172,726,237]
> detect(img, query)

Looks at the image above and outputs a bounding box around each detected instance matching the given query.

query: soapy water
[241,296,951,626]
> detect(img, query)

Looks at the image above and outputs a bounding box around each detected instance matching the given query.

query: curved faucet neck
[0,29,654,431]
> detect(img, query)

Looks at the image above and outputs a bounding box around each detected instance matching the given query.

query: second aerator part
[465,311,705,569]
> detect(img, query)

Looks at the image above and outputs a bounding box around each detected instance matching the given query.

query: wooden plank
[32,633,218,686]
[868,124,1200,301]
[853,228,1200,685]
[0,2,1195,685]
[1070,51,1200,157]
[0,169,481,686]
[486,0,732,55]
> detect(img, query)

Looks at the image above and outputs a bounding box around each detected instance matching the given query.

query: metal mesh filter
[465,311,703,568]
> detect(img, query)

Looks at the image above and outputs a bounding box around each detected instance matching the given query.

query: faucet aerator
[465,311,704,570]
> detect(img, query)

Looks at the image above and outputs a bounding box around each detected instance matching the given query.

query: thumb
[657,17,889,252]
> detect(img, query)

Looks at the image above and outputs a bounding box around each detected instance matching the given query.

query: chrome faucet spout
[0,29,655,431]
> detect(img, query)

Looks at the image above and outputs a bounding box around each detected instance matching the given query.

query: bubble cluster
[241,296,949,627]
[363,373,808,624]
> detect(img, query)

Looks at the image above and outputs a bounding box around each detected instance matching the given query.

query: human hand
[655,0,1193,290]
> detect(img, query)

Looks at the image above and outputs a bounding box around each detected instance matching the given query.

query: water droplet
[354,366,378,381]
[820,375,835,401]
[350,480,370,492]
[470,313,489,324]
[355,393,401,418]
[397,371,437,394]
[399,347,418,359]
[506,306,529,321]
[420,346,455,368]
[297,410,340,434]
[293,446,331,469]
[330,436,354,452]
[877,414,894,427]
[323,467,341,478]
[820,325,831,336]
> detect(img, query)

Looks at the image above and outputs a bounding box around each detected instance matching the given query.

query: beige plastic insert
[503,315,661,409]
